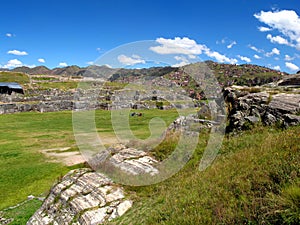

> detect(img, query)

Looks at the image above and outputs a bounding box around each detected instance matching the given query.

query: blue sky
[0,0,299,73]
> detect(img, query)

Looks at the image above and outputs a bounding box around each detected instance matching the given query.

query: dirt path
[40,134,127,166]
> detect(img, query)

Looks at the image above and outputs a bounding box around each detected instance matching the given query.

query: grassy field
[0,109,181,210]
[0,72,30,85]
[1,109,299,224]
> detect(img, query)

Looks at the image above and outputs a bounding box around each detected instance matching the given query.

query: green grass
[36,81,78,90]
[0,109,181,210]
[0,71,30,85]
[110,126,300,225]
[0,111,74,209]
[1,199,42,225]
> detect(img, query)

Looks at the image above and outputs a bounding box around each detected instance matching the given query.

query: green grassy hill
[112,126,300,225]
[0,71,30,85]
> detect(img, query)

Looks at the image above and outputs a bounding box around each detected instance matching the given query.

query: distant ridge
[0,62,291,87]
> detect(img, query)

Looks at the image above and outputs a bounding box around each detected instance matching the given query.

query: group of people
[130,112,143,117]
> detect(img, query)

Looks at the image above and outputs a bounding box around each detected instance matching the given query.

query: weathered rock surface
[224,88,300,132]
[278,74,300,86]
[89,144,159,176]
[28,145,160,224]
[27,168,132,225]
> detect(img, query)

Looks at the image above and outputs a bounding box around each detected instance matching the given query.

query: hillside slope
[112,126,300,225]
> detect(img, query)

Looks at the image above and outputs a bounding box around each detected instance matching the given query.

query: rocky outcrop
[278,74,300,86]
[27,168,132,225]
[89,144,159,176]
[28,144,161,224]
[224,88,300,132]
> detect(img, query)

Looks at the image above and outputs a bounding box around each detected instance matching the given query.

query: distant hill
[1,62,289,88]
[12,66,51,75]
[205,61,288,86]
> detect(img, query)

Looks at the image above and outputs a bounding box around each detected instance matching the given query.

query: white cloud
[150,37,208,56]
[151,37,237,64]
[254,54,261,59]
[172,55,190,67]
[58,62,68,67]
[249,45,264,53]
[174,56,186,61]
[285,62,299,71]
[38,58,45,63]
[284,55,294,61]
[87,61,94,65]
[172,61,190,67]
[188,54,196,59]
[266,34,290,45]
[7,50,28,56]
[205,50,238,64]
[273,65,281,71]
[258,26,272,32]
[238,55,251,63]
[3,59,23,69]
[272,48,280,55]
[227,41,237,49]
[2,59,35,69]
[254,10,300,49]
[6,33,13,37]
[265,48,280,57]
[117,54,145,66]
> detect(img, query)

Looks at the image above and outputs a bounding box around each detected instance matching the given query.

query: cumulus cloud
[284,55,294,61]
[1,59,35,69]
[172,56,190,67]
[254,10,300,49]
[58,62,68,67]
[265,48,280,57]
[38,58,45,63]
[238,55,251,63]
[205,50,238,64]
[6,33,13,37]
[117,54,145,66]
[150,37,208,56]
[254,54,261,59]
[151,37,237,64]
[266,34,290,45]
[249,45,264,53]
[285,62,299,71]
[3,59,23,69]
[227,41,237,49]
[258,26,272,32]
[7,50,28,56]
[273,65,281,71]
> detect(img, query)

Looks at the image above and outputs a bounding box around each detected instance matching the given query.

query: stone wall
[0,87,199,114]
